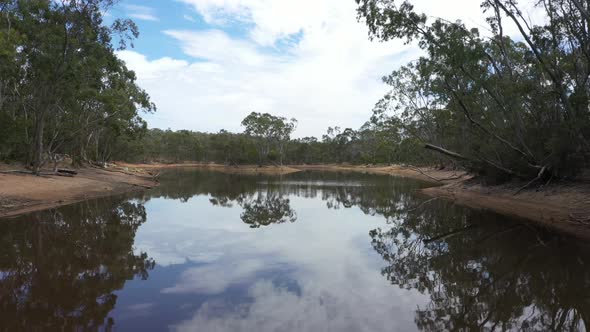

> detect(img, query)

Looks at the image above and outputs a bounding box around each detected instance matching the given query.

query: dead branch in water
[423,224,477,244]
[407,197,439,212]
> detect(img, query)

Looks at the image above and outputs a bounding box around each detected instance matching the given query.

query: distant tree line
[0,0,153,174]
[114,111,434,166]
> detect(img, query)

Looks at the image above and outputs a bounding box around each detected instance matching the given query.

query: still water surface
[1,169,589,331]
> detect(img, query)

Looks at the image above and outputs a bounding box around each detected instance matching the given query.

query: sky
[108,0,541,138]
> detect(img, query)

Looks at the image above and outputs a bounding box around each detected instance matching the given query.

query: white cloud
[117,51,188,80]
[172,280,420,332]
[163,30,273,66]
[161,259,266,294]
[183,14,197,22]
[118,0,543,137]
[124,4,159,22]
[146,195,430,332]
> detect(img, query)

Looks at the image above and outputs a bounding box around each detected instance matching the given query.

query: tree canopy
[355,0,590,181]
[0,0,154,173]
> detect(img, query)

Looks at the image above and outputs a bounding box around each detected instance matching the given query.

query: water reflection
[238,192,296,228]
[369,201,590,331]
[140,170,590,331]
[1,169,590,331]
[145,169,424,228]
[163,170,590,331]
[0,198,154,331]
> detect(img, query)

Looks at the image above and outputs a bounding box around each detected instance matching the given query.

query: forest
[0,0,154,174]
[1,0,589,183]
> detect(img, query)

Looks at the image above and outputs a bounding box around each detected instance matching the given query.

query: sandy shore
[115,162,302,175]
[116,163,467,182]
[289,164,468,184]
[421,181,590,239]
[0,167,158,218]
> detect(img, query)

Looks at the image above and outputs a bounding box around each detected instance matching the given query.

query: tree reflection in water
[0,198,155,331]
[194,170,590,331]
[151,169,299,228]
[238,191,296,228]
[369,199,590,331]
[136,169,590,330]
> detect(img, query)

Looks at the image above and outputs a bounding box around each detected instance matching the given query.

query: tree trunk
[424,143,468,160]
[32,111,46,175]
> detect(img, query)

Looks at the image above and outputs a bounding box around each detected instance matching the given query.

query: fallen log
[49,172,75,177]
[424,144,469,160]
[0,170,29,174]
[425,143,528,178]
[57,168,78,175]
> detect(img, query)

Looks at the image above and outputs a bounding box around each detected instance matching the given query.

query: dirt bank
[117,162,466,181]
[421,181,590,240]
[290,164,469,184]
[115,162,303,175]
[0,167,158,218]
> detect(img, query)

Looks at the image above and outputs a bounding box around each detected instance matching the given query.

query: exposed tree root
[514,165,548,195]
[408,165,466,182]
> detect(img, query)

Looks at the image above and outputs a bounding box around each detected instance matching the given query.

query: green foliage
[0,0,154,170]
[4,0,587,181]
[356,0,590,180]
[123,119,415,166]
[241,112,297,165]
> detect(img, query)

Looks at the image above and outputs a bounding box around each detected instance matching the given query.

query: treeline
[355,0,590,181]
[3,0,589,183]
[0,0,153,174]
[116,112,433,166]
[121,0,590,183]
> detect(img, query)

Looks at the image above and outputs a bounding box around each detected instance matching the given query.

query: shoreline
[115,162,468,183]
[288,164,468,184]
[0,167,158,218]
[1,162,589,240]
[115,162,302,175]
[116,162,590,238]
[420,181,590,240]
[295,165,590,239]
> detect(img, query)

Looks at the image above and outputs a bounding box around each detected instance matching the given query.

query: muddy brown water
[1,169,589,331]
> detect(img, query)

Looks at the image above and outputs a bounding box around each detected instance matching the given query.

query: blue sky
[107,0,541,138]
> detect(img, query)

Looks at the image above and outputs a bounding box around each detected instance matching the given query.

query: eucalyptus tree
[241,112,297,165]
[0,0,153,173]
[356,0,590,181]
[275,117,297,165]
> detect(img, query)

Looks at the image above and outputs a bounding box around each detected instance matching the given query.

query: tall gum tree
[0,0,153,174]
[355,0,590,181]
